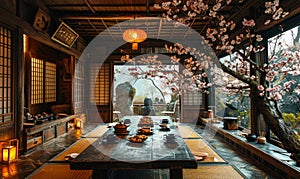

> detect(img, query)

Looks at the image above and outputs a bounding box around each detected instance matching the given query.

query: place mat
[50,138,96,162]
[83,125,109,138]
[184,139,226,163]
[178,126,201,139]
[183,165,244,179]
[29,163,92,179]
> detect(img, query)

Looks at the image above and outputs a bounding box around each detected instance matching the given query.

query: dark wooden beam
[87,19,100,33]
[56,12,163,20]
[0,8,82,58]
[84,0,96,14]
[255,2,300,32]
[46,3,156,8]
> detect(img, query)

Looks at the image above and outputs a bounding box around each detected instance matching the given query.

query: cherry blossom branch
[220,62,257,87]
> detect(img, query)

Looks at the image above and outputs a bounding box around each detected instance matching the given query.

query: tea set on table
[102,117,179,145]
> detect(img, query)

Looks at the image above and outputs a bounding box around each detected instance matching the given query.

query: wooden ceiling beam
[228,0,262,21]
[87,19,100,33]
[116,20,124,33]
[183,18,196,38]
[255,2,300,32]
[47,4,155,8]
[157,18,162,39]
[84,0,96,14]
[101,19,114,38]
[58,12,162,20]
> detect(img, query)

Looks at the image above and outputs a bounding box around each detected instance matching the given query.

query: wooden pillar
[251,36,268,136]
[16,27,25,152]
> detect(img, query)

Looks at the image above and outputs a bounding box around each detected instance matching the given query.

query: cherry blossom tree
[121,0,300,164]
[121,51,217,96]
[150,0,300,165]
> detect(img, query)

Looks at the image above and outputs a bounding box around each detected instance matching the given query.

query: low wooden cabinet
[56,123,68,136]
[43,127,56,142]
[26,134,43,150]
[23,115,76,152]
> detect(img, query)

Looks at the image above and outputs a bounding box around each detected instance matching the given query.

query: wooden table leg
[170,169,183,179]
[92,169,108,179]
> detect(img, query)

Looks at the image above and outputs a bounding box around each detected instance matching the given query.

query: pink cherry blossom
[264,19,271,25]
[256,35,263,42]
[162,2,171,10]
[209,10,217,17]
[226,0,232,5]
[213,3,221,11]
[242,18,255,27]
[154,4,161,9]
[273,93,282,100]
[258,85,265,91]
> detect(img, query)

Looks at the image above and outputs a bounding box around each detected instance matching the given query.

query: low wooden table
[70,116,197,179]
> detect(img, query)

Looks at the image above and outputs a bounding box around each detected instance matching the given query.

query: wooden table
[70,116,197,179]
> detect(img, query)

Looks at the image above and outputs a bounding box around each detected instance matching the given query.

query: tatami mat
[28,163,92,179]
[50,138,96,162]
[83,125,109,138]
[184,139,226,163]
[183,165,244,179]
[178,125,201,139]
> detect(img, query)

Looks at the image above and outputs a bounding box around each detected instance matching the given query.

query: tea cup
[104,134,117,142]
[164,134,176,141]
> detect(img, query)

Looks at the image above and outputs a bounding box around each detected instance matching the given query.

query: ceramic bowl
[246,134,257,142]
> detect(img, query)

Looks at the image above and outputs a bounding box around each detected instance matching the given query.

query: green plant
[229,110,250,120]
[283,113,296,125]
[282,112,300,134]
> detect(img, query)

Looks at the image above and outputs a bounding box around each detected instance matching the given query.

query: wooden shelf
[201,118,300,179]
[23,115,76,151]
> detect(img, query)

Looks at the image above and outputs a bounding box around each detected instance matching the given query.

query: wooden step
[184,139,226,163]
[177,125,201,139]
[50,138,96,162]
[183,165,245,179]
[83,125,109,138]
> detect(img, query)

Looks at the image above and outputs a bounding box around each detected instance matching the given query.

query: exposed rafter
[41,0,300,45]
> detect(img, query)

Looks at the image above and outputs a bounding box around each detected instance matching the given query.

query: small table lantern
[2,139,18,163]
[75,118,82,129]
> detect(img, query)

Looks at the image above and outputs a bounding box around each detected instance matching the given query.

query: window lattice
[45,61,56,102]
[183,91,203,105]
[0,26,13,123]
[31,58,57,104]
[90,63,110,105]
[31,58,44,104]
[74,60,84,112]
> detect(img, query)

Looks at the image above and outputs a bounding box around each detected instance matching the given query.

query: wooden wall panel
[182,106,205,124]
[0,125,14,140]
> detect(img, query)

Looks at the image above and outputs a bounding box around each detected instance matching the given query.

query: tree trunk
[252,87,300,164]
[220,55,300,164]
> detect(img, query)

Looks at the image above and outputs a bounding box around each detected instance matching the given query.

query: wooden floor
[183,165,244,179]
[29,163,92,179]
[28,124,245,179]
[0,123,273,178]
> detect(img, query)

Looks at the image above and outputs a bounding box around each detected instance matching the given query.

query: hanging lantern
[122,29,147,50]
[2,139,18,163]
[132,42,138,51]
